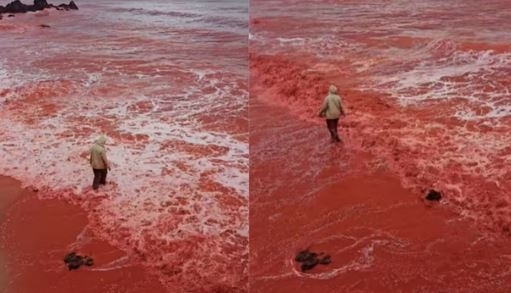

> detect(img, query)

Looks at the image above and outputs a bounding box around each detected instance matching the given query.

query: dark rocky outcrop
[34,0,50,10]
[68,1,77,10]
[63,252,94,271]
[5,0,28,13]
[425,189,442,201]
[295,249,331,272]
[57,1,78,10]
[0,0,78,16]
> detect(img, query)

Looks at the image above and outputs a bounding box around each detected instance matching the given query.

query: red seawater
[0,1,248,292]
[250,0,511,292]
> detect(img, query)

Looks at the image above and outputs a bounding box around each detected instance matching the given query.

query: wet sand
[249,98,511,292]
[0,4,248,290]
[0,176,167,293]
[0,253,5,293]
[0,176,27,292]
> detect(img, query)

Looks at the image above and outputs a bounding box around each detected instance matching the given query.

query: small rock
[63,252,94,271]
[295,249,331,272]
[425,189,442,201]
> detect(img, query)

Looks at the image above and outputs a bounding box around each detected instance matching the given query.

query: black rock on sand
[63,252,94,271]
[425,189,442,201]
[295,249,331,272]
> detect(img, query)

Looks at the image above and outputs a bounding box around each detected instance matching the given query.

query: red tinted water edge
[248,58,511,292]
[0,176,167,293]
[250,105,511,292]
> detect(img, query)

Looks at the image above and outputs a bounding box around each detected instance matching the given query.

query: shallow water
[250,0,511,292]
[250,0,511,236]
[0,1,248,291]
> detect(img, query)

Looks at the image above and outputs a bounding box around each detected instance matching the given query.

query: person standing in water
[318,85,346,142]
[89,135,111,190]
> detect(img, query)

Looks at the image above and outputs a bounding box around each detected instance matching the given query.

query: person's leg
[92,168,101,190]
[326,119,336,141]
[99,169,107,185]
[333,118,341,142]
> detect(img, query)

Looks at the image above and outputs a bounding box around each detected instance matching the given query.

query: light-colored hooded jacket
[90,136,109,169]
[319,85,345,119]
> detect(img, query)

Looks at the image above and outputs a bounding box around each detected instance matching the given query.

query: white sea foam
[0,74,248,289]
[0,66,247,228]
[277,37,306,46]
[0,3,248,288]
[372,47,511,111]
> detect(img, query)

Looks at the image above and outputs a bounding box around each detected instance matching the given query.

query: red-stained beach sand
[0,1,248,292]
[249,99,511,293]
[249,0,511,291]
[0,176,167,293]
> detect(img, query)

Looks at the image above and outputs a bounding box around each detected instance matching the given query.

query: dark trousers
[326,118,340,142]
[92,168,107,190]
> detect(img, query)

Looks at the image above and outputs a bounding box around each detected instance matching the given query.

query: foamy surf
[249,1,511,291]
[250,0,511,237]
[0,0,248,291]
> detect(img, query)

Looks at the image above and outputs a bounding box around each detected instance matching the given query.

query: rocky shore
[0,0,78,19]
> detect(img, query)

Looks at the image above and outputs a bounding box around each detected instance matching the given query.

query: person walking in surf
[318,85,346,142]
[89,135,111,190]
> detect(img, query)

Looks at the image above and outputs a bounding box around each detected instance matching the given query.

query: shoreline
[0,252,5,293]
[249,96,511,292]
[0,176,29,292]
[0,175,168,293]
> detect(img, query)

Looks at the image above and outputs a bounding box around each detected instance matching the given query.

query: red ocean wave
[249,0,511,233]
[0,1,248,292]
[250,0,511,291]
